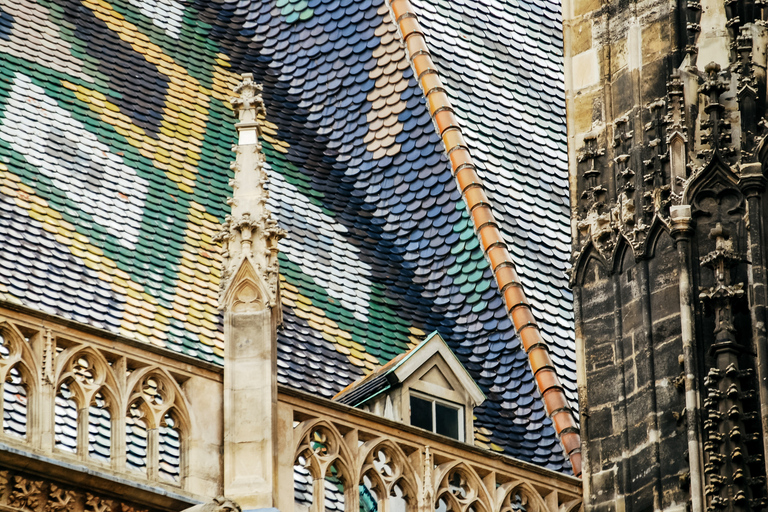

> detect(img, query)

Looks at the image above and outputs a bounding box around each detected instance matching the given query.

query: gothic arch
[683,154,739,206]
[293,419,356,482]
[0,322,38,426]
[687,162,746,255]
[55,346,119,411]
[497,481,551,512]
[433,461,494,512]
[610,234,632,274]
[222,257,271,313]
[641,216,671,260]
[573,242,609,287]
[126,367,190,435]
[0,321,39,382]
[358,438,419,505]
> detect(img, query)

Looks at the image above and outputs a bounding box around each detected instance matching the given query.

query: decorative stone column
[669,205,704,512]
[214,73,286,510]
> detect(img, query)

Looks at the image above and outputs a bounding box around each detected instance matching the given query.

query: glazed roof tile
[0,0,575,471]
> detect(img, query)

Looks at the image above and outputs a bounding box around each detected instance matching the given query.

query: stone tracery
[289,411,581,512]
[0,318,190,486]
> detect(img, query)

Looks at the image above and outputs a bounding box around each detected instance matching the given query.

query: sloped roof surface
[408,0,576,402]
[0,0,574,470]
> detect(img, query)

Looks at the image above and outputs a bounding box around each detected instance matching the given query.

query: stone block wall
[564,0,768,509]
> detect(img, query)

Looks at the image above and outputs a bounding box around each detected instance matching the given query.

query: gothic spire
[215,73,286,312]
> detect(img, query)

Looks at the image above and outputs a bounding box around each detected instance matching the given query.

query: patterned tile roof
[0,0,576,471]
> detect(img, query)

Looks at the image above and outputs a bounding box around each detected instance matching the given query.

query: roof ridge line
[384,0,582,476]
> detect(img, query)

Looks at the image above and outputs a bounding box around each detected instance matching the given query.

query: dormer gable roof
[334,331,485,408]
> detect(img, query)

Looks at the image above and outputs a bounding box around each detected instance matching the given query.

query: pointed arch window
[55,349,117,461]
[3,365,27,438]
[294,454,314,512]
[159,410,181,482]
[54,379,78,453]
[358,441,416,512]
[88,391,111,461]
[0,329,31,440]
[125,370,188,482]
[126,400,149,473]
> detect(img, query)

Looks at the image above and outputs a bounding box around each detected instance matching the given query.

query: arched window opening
[501,489,533,512]
[142,375,165,407]
[324,464,345,512]
[360,473,380,512]
[54,380,78,453]
[88,391,111,461]
[359,444,414,512]
[447,472,469,500]
[390,483,407,512]
[507,494,527,512]
[159,411,181,482]
[294,455,314,512]
[72,355,96,385]
[0,332,10,359]
[126,401,148,474]
[3,365,27,438]
[435,497,451,512]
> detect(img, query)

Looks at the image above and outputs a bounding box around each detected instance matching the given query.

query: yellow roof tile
[41,221,58,234]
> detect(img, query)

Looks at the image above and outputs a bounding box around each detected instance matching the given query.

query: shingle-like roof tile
[0,0,576,471]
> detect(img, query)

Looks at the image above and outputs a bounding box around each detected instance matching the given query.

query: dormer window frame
[334,332,485,445]
[408,390,464,441]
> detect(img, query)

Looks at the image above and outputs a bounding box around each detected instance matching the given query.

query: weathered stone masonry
[563,0,768,510]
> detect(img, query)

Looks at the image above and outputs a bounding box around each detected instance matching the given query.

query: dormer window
[334,332,484,444]
[409,393,462,440]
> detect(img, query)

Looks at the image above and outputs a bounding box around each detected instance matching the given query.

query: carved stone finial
[231,73,264,125]
[217,75,287,312]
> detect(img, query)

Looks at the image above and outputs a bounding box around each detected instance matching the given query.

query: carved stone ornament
[230,74,265,124]
[9,476,44,511]
[422,445,434,504]
[222,258,269,313]
[181,497,241,512]
[576,203,616,256]
[119,505,148,512]
[44,485,76,512]
[84,494,114,512]
[217,73,287,312]
[0,468,168,512]
[575,130,625,261]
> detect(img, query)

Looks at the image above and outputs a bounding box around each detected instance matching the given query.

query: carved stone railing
[277,387,584,512]
[0,303,584,512]
[0,304,222,509]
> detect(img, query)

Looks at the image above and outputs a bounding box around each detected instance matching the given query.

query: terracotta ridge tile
[384,0,582,477]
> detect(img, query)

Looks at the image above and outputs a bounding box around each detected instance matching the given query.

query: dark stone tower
[562,0,768,510]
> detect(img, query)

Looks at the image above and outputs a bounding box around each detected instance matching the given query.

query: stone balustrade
[0,305,583,512]
[278,387,583,512]
[0,305,222,510]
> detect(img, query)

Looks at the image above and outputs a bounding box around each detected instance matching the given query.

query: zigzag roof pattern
[0,0,576,471]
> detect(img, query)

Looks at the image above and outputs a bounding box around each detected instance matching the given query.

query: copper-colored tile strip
[386,0,582,476]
